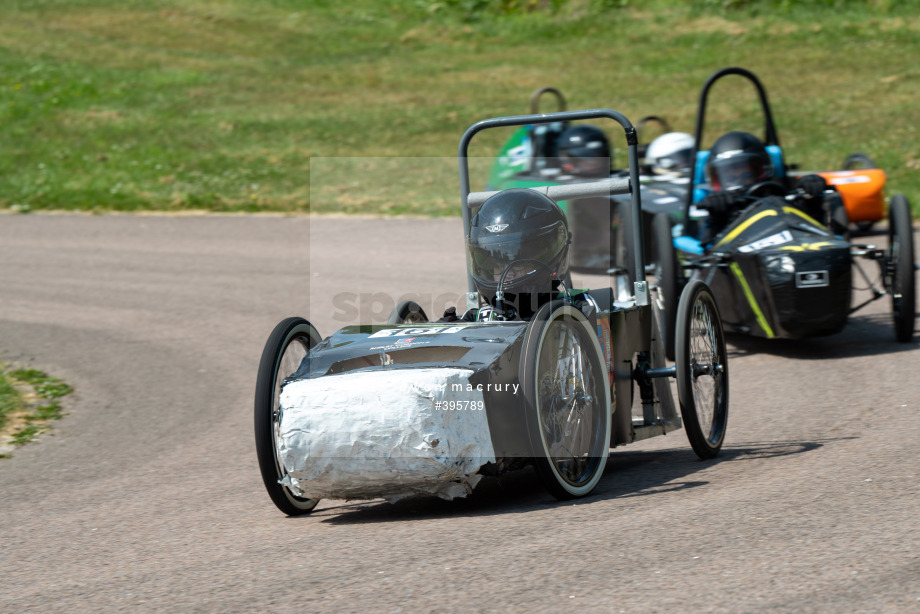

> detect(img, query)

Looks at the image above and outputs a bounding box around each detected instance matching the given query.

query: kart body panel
[817,168,887,224]
[686,197,852,340]
[278,300,680,501]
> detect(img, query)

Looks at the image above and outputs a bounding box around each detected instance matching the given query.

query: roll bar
[458,108,645,308]
[684,66,782,219]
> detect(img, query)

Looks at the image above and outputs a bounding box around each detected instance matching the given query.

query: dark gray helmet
[706,131,774,193]
[467,189,571,314]
[557,125,611,177]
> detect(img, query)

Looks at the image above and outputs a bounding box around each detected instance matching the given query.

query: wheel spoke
[676,281,728,459]
[537,318,599,484]
[272,339,310,482]
[689,297,720,441]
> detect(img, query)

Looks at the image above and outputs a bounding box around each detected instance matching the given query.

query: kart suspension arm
[849,253,886,313]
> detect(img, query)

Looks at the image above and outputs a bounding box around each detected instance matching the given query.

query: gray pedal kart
[254,109,730,516]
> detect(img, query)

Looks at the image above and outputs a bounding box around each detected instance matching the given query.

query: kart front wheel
[653,212,680,361]
[254,317,322,515]
[675,280,729,459]
[520,302,612,500]
[888,194,916,342]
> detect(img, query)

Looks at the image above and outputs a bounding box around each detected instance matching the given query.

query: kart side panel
[702,199,853,339]
[707,253,779,338]
[475,338,531,461]
[279,368,496,502]
[277,301,677,500]
[279,322,530,501]
[818,168,887,224]
[296,322,526,378]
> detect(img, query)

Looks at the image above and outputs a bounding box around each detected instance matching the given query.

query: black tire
[843,152,876,170]
[828,192,850,240]
[653,212,680,361]
[387,300,429,325]
[254,317,322,515]
[520,301,612,500]
[675,280,729,459]
[888,194,916,342]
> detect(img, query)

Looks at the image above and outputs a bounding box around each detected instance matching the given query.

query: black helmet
[467,189,571,316]
[557,125,611,177]
[706,131,774,193]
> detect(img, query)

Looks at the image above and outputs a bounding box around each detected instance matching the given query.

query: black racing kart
[253,108,730,516]
[652,67,916,358]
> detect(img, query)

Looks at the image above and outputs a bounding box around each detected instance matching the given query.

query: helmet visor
[559,153,610,177]
[711,155,768,192]
[468,226,567,289]
[657,148,692,172]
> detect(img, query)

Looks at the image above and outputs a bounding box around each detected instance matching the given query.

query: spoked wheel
[888,194,916,342]
[675,280,729,459]
[387,300,429,325]
[254,317,322,515]
[653,212,680,361]
[520,302,612,500]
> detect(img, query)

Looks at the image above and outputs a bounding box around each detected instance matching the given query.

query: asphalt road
[1,213,918,613]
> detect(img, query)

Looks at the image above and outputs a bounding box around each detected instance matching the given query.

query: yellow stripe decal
[716,210,778,247]
[730,262,775,338]
[777,241,834,252]
[782,206,825,229]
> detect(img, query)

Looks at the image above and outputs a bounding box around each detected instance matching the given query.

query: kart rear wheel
[653,212,680,361]
[254,317,322,515]
[675,280,729,459]
[829,193,850,239]
[387,300,429,325]
[843,152,876,170]
[888,194,916,342]
[520,301,612,500]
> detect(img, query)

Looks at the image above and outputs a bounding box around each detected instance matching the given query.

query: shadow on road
[726,311,918,361]
[307,437,850,524]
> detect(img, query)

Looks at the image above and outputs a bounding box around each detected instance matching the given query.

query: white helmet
[646,132,695,174]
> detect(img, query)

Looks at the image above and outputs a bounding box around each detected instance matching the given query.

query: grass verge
[0,1,918,216]
[0,365,73,458]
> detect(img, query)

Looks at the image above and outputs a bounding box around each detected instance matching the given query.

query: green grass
[1,0,919,215]
[12,368,74,400]
[0,371,24,434]
[0,366,72,455]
